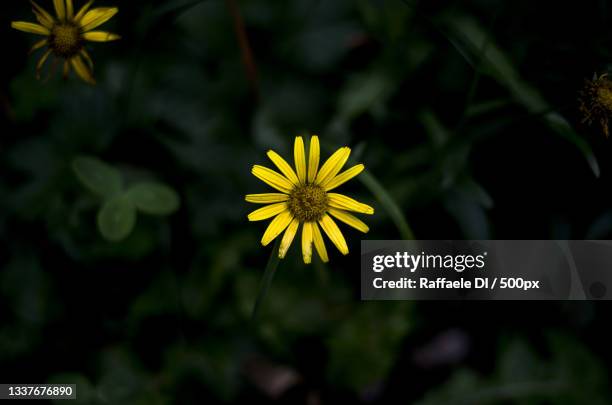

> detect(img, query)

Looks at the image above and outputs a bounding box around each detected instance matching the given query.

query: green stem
[359,170,415,240]
[331,141,415,240]
[251,238,281,322]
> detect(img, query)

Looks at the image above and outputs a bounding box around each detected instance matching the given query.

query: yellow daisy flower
[11,0,120,85]
[246,136,374,264]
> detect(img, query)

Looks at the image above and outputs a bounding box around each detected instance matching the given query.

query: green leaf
[48,374,96,405]
[359,170,415,240]
[97,195,137,242]
[72,156,122,198]
[420,109,451,147]
[151,0,210,25]
[126,182,180,216]
[337,71,392,121]
[444,190,491,239]
[465,99,513,118]
[327,303,412,390]
[440,14,600,177]
[544,112,601,177]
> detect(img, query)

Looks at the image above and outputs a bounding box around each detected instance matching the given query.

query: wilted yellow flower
[11,0,120,84]
[246,136,374,264]
[579,73,612,137]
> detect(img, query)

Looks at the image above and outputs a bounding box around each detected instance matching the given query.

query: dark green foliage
[1,0,611,403]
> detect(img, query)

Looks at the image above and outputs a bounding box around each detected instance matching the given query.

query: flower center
[597,85,612,112]
[49,23,82,58]
[288,184,328,222]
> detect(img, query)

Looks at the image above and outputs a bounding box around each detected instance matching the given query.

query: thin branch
[225,0,260,101]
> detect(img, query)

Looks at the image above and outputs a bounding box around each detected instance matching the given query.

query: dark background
[1,0,612,403]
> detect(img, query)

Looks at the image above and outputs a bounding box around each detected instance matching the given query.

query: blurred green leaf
[498,339,541,383]
[586,211,612,239]
[0,325,35,361]
[418,334,609,404]
[545,112,600,178]
[1,255,53,325]
[153,0,210,21]
[164,342,240,402]
[417,369,482,405]
[327,303,411,391]
[139,0,214,43]
[181,234,255,319]
[459,177,493,209]
[97,195,137,242]
[420,109,451,147]
[10,69,61,121]
[73,156,123,198]
[337,71,392,122]
[235,265,351,356]
[442,175,493,239]
[49,374,96,405]
[443,190,490,239]
[441,13,600,177]
[359,170,415,240]
[548,333,609,404]
[96,349,148,404]
[127,182,180,216]
[466,99,513,118]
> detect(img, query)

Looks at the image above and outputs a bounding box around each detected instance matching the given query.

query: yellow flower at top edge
[11,0,120,85]
[246,136,374,264]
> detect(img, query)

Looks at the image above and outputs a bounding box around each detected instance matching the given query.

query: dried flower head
[579,73,612,137]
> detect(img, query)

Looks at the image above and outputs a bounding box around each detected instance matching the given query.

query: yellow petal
[36,48,52,79]
[328,208,369,233]
[83,31,120,42]
[70,55,96,85]
[278,218,299,259]
[315,147,350,185]
[65,0,74,19]
[267,150,299,185]
[80,49,94,70]
[32,10,53,28]
[261,211,293,246]
[74,0,94,21]
[324,164,365,191]
[301,222,313,264]
[80,7,118,31]
[312,222,329,263]
[252,165,294,194]
[328,193,374,215]
[318,214,349,255]
[11,21,50,35]
[245,193,289,204]
[53,0,65,20]
[30,1,54,29]
[29,38,48,53]
[247,203,288,221]
[294,136,306,184]
[308,135,320,183]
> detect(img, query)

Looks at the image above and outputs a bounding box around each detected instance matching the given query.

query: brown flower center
[49,23,82,58]
[288,184,328,222]
[597,85,612,112]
